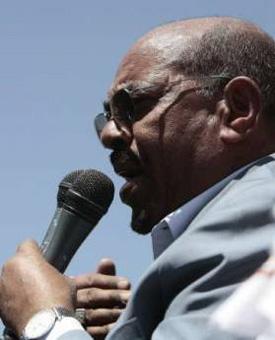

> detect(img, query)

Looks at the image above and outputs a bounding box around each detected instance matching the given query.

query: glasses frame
[94,74,232,138]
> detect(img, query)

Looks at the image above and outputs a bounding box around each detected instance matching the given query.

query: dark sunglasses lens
[111,89,134,124]
[94,113,107,138]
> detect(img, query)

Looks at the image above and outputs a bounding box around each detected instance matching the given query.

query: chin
[130,208,158,235]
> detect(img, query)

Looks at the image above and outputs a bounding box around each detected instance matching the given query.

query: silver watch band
[53,307,76,320]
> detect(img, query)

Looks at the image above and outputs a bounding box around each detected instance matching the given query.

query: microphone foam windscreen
[71,169,115,213]
[57,169,84,207]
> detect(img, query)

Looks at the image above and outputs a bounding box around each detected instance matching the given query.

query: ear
[219,76,262,144]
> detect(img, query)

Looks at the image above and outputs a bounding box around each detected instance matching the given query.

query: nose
[101,120,132,150]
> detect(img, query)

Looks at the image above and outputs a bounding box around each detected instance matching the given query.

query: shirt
[151,163,255,259]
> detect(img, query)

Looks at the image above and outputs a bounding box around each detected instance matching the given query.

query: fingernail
[118,280,130,289]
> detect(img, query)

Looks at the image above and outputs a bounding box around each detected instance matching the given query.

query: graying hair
[170,21,275,116]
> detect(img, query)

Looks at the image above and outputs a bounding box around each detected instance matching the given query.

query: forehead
[108,25,202,99]
[109,45,170,98]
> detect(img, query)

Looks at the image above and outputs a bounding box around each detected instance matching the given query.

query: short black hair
[172,20,275,117]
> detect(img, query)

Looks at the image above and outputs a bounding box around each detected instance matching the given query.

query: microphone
[39,169,84,261]
[40,169,114,273]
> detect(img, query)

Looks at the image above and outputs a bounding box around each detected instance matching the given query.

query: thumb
[96,258,116,276]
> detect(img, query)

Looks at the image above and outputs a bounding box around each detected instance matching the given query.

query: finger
[70,259,116,281]
[16,239,40,255]
[76,288,131,308]
[97,258,116,276]
[74,273,130,290]
[86,323,116,340]
[85,308,122,326]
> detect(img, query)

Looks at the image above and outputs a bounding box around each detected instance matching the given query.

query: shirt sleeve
[45,317,92,340]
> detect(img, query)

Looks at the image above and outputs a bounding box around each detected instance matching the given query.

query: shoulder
[192,154,275,230]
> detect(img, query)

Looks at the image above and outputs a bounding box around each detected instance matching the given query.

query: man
[1,16,275,339]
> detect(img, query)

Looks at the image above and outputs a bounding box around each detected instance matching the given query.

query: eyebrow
[107,81,165,103]
[128,81,165,96]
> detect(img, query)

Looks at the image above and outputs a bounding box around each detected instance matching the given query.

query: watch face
[24,309,56,339]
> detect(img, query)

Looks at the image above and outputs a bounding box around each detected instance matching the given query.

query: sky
[0,0,275,301]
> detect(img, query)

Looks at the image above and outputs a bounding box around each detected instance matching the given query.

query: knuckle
[86,274,97,287]
[105,310,121,323]
[114,291,123,302]
[86,289,95,303]
[86,288,98,303]
[103,290,122,305]
[85,308,94,321]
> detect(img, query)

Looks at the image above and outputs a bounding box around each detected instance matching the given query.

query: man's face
[100,46,219,234]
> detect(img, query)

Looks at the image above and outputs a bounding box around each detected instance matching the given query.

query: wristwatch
[20,307,75,340]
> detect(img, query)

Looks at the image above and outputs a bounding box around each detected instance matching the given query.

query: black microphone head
[57,169,84,207]
[64,169,115,224]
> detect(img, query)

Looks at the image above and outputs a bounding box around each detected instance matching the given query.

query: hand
[0,240,75,337]
[74,259,131,340]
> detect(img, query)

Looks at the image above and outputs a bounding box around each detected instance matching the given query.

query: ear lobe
[219,76,262,144]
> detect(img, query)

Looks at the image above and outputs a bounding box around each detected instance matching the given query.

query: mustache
[110,150,142,175]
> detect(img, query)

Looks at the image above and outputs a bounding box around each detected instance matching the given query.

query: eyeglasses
[94,88,135,138]
[94,74,231,138]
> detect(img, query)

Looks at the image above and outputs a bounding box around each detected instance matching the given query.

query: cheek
[131,116,162,163]
[130,120,168,189]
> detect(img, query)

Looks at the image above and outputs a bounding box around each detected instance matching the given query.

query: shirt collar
[151,162,256,259]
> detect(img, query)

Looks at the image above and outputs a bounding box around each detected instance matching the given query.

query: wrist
[20,307,76,340]
[16,298,75,336]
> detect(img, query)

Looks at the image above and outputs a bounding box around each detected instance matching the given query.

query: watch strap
[53,307,75,321]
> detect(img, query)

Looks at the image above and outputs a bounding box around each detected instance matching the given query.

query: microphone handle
[40,208,94,273]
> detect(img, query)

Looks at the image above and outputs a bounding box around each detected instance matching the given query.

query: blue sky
[0,0,275,293]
